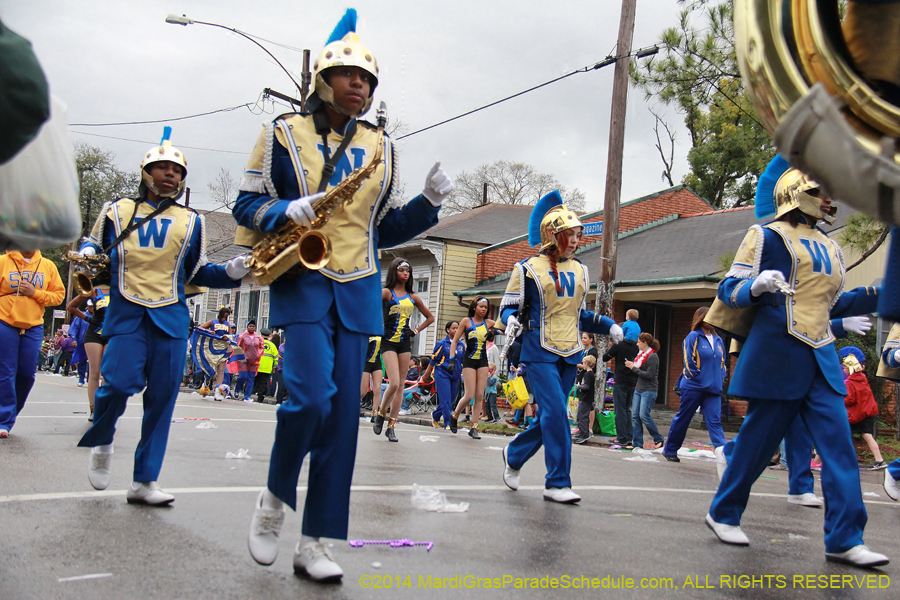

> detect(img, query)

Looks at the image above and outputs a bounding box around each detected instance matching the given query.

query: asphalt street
[2,372,899,600]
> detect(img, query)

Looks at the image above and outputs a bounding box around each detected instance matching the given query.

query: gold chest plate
[522,255,588,356]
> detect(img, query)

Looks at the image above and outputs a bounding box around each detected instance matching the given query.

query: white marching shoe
[714,446,727,481]
[825,545,889,568]
[248,490,286,566]
[705,513,750,546]
[126,482,175,506]
[293,540,344,582]
[501,446,519,491]
[88,445,113,490]
[884,470,900,501]
[543,487,581,504]
[787,492,824,508]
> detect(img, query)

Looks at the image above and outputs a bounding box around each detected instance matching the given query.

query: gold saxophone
[247,102,387,286]
[64,250,111,295]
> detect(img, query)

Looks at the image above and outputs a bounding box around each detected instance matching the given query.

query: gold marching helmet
[139,127,188,199]
[528,190,583,257]
[774,169,836,225]
[313,20,379,117]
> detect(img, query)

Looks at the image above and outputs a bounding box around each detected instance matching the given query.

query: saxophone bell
[297,230,332,271]
[73,272,94,296]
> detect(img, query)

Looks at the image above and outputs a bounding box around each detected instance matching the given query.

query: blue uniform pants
[267,305,366,540]
[0,322,42,432]
[664,388,726,455]
[77,361,88,385]
[709,371,867,553]
[505,359,577,489]
[78,316,187,483]
[432,372,458,426]
[723,415,815,495]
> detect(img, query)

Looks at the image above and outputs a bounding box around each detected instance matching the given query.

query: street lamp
[165,14,303,96]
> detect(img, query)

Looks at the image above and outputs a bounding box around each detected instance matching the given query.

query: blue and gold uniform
[83,290,109,345]
[706,159,881,555]
[78,195,240,483]
[499,190,619,497]
[233,105,439,537]
[382,291,415,354]
[430,334,464,427]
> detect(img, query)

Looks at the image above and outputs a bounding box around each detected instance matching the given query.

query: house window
[260,290,270,331]
[417,279,428,294]
[221,291,231,308]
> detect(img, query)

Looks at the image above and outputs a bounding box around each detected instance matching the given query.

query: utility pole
[594,0,637,415]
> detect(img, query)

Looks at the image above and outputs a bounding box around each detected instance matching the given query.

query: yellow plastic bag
[503,377,529,410]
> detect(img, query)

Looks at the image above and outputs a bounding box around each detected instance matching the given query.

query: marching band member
[498,191,622,504]
[704,156,887,568]
[234,10,451,582]
[77,131,247,505]
[197,306,234,386]
[424,320,464,429]
[878,324,900,499]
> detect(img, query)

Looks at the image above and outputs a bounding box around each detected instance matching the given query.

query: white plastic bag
[0,95,81,250]
[410,483,469,513]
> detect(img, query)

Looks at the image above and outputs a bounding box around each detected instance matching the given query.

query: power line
[70,130,250,155]
[70,102,258,127]
[396,48,655,140]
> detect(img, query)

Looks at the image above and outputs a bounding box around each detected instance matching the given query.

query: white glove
[422,161,453,207]
[285,192,326,228]
[80,246,97,256]
[505,314,520,332]
[842,316,872,336]
[750,270,787,297]
[609,323,624,344]
[225,255,250,280]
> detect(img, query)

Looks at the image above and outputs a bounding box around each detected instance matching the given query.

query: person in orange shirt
[0,250,65,437]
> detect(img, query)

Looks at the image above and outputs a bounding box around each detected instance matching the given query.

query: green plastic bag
[594,410,616,436]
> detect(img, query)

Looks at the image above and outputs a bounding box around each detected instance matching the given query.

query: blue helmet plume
[755,154,790,219]
[326,9,357,44]
[160,126,172,146]
[528,191,563,247]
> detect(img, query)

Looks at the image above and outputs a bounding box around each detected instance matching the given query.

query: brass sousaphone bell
[64,251,111,295]
[736,0,900,151]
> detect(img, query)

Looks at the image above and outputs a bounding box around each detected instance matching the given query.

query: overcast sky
[3,0,693,215]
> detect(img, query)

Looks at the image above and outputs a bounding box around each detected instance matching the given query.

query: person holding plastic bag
[0,249,64,437]
[498,191,622,504]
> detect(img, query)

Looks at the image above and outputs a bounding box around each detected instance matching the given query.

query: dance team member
[373,257,433,442]
[705,156,886,567]
[448,297,494,439]
[361,335,383,422]
[78,132,247,504]
[197,306,234,386]
[236,10,450,581]
[65,288,110,420]
[498,191,622,503]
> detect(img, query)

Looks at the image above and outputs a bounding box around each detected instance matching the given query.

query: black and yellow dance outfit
[363,336,382,373]
[381,290,415,354]
[462,319,489,370]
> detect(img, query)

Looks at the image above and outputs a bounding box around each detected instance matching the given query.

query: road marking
[2,484,898,507]
[58,573,113,583]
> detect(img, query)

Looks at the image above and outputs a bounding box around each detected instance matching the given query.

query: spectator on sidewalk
[236,320,264,402]
[840,347,886,470]
[573,355,596,443]
[254,329,278,403]
[484,363,500,423]
[602,321,640,449]
[54,332,77,377]
[626,332,665,450]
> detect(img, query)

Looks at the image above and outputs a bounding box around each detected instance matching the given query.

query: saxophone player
[235,10,451,582]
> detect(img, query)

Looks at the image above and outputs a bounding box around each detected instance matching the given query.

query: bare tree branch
[649,106,676,187]
[846,224,890,271]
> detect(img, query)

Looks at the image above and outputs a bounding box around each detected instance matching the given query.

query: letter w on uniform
[137,218,174,249]
[551,271,576,297]
[800,238,832,275]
